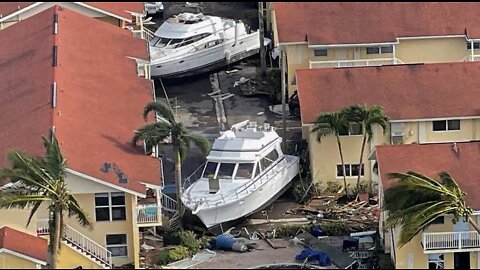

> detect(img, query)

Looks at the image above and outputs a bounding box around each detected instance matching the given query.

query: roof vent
[53,14,58,34]
[452,142,459,154]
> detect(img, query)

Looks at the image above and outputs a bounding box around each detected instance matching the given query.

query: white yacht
[148,13,270,78]
[181,121,300,228]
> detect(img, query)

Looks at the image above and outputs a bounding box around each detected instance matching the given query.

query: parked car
[145,2,164,17]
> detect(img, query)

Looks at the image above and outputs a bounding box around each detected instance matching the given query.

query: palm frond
[66,194,91,228]
[143,101,175,123]
[383,171,474,247]
[42,135,66,180]
[0,194,50,210]
[184,133,211,156]
[131,122,171,147]
[26,200,44,227]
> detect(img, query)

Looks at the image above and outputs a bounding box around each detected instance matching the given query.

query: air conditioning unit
[391,131,404,137]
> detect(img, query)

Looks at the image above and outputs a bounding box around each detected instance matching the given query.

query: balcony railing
[423,231,480,252]
[309,58,404,69]
[136,204,161,224]
[462,54,480,62]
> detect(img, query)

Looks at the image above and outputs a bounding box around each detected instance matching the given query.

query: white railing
[136,204,161,224]
[37,219,112,268]
[183,156,299,208]
[309,58,404,69]
[423,231,480,251]
[160,192,178,213]
[462,54,480,62]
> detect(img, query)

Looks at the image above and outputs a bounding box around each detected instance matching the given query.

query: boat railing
[182,161,207,191]
[183,156,299,208]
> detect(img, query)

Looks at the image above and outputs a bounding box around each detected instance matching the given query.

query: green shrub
[324,181,342,193]
[275,224,311,238]
[179,230,201,254]
[168,246,191,262]
[350,180,373,196]
[156,249,171,265]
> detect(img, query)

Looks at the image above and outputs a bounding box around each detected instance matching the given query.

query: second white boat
[181,121,300,228]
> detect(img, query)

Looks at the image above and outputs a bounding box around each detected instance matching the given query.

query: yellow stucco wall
[0,253,40,269]
[395,37,469,64]
[307,128,371,189]
[393,216,479,269]
[423,119,477,142]
[35,192,140,268]
[281,37,473,97]
[57,242,104,269]
[0,208,37,235]
[307,118,480,188]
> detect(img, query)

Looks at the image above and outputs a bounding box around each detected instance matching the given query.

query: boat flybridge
[181,120,300,228]
[148,13,271,78]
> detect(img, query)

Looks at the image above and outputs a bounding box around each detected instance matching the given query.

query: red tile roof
[296,62,480,124]
[376,142,480,210]
[0,6,159,194]
[0,2,143,21]
[0,2,34,17]
[273,2,480,44]
[0,226,47,263]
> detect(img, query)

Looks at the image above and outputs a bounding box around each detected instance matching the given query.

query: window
[95,193,126,222]
[337,164,364,177]
[106,234,128,257]
[339,123,363,136]
[202,162,218,178]
[428,254,444,270]
[260,149,279,171]
[314,49,328,57]
[432,120,460,131]
[380,46,393,53]
[366,46,393,54]
[217,163,236,179]
[467,42,480,49]
[366,47,380,54]
[235,163,254,180]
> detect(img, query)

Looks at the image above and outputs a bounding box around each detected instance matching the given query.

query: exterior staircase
[37,219,112,269]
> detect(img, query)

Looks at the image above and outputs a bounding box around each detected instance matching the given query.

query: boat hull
[150,33,268,79]
[187,156,300,228]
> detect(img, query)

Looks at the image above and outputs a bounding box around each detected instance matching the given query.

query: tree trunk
[357,134,367,192]
[336,136,348,197]
[468,216,480,234]
[49,207,62,269]
[174,148,184,229]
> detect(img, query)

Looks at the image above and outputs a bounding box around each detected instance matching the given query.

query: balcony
[423,231,480,253]
[309,58,404,69]
[136,204,162,226]
[462,54,480,62]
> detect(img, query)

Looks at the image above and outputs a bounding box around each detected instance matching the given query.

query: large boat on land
[148,13,270,78]
[181,120,300,228]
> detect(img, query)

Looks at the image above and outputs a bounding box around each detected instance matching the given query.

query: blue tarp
[295,248,331,266]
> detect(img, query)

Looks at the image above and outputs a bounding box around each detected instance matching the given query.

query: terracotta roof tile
[0,6,159,194]
[0,226,47,263]
[0,2,34,17]
[274,2,480,44]
[0,2,143,21]
[296,62,480,124]
[376,142,480,210]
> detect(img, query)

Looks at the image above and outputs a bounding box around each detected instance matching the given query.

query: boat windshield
[150,33,212,49]
[202,162,255,180]
[217,163,236,179]
[235,163,254,180]
[202,161,218,178]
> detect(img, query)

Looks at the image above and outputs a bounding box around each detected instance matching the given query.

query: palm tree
[0,135,90,269]
[312,111,349,196]
[383,171,480,247]
[346,104,389,192]
[131,101,210,221]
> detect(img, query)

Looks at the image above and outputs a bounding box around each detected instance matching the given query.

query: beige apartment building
[271,2,480,96]
[296,62,480,190]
